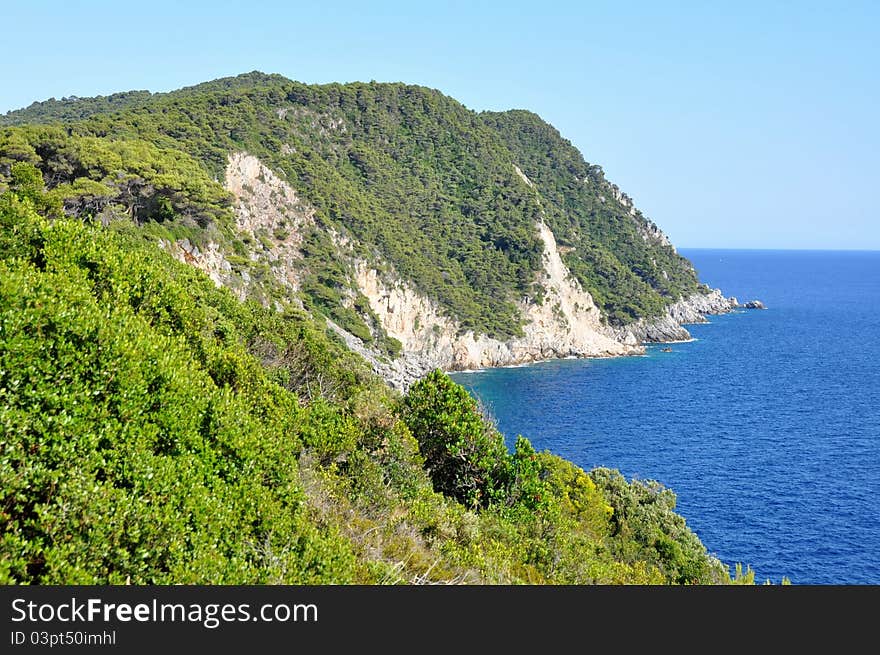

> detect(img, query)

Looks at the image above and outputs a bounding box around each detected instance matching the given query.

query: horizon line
[678,246,880,253]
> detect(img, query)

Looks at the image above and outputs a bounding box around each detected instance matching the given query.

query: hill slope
[0,174,748,584]
[0,72,736,386]
[0,73,761,585]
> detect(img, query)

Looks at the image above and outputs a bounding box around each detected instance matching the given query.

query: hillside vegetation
[1,72,707,338]
[0,169,748,584]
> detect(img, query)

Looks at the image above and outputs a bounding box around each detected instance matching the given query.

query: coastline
[377,287,755,389]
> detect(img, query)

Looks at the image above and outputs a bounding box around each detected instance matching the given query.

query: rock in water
[742,300,767,309]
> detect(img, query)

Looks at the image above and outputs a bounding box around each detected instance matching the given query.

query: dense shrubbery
[0,196,358,583]
[401,370,510,508]
[0,103,748,585]
[588,468,728,584]
[0,126,233,230]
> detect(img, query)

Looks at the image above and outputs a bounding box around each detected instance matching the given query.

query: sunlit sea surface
[452,250,880,584]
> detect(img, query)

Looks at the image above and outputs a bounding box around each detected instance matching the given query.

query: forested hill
[0,72,761,585]
[0,165,751,585]
[0,71,707,338]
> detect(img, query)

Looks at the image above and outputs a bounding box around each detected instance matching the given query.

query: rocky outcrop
[513,164,535,189]
[353,219,641,388]
[158,151,757,390]
[325,319,437,391]
[160,152,315,306]
[611,288,738,344]
[224,152,315,294]
[161,237,236,292]
[739,299,767,310]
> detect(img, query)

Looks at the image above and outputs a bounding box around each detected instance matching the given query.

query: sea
[451,249,880,585]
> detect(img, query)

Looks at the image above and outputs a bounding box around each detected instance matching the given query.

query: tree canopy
[1,72,708,336]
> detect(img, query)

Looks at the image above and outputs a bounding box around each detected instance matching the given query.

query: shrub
[401,370,510,508]
[589,467,729,584]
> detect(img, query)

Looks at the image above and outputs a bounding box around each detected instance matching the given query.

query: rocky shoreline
[612,289,767,345]
[359,287,765,390]
[612,288,740,345]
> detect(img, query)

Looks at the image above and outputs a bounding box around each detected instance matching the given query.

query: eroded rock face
[159,153,316,304]
[160,152,743,390]
[611,288,739,344]
[352,219,641,387]
[161,237,235,291]
[225,152,315,294]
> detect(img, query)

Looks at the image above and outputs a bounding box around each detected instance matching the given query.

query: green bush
[0,196,356,584]
[589,467,729,584]
[401,370,510,509]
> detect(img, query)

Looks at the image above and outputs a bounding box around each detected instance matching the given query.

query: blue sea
[451,249,880,585]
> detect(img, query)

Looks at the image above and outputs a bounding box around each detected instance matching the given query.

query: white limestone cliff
[161,152,740,389]
[352,219,641,387]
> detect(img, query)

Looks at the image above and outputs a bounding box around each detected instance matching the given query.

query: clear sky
[2,1,877,249]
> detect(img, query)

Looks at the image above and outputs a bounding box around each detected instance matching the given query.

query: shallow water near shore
[452,249,880,584]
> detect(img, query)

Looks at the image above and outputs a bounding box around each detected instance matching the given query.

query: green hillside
[0,72,707,336]
[0,164,748,584]
[0,73,753,585]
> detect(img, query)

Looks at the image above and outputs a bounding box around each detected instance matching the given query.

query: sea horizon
[679,246,880,253]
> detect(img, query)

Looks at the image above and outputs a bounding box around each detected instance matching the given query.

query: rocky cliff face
[161,152,315,305]
[611,288,738,344]
[161,151,742,389]
[353,219,640,386]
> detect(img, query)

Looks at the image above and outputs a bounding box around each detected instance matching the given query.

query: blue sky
[2,1,877,249]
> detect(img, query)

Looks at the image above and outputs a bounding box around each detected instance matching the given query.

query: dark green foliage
[401,370,510,508]
[589,468,729,584]
[0,126,234,234]
[0,90,153,126]
[0,71,704,336]
[481,110,708,324]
